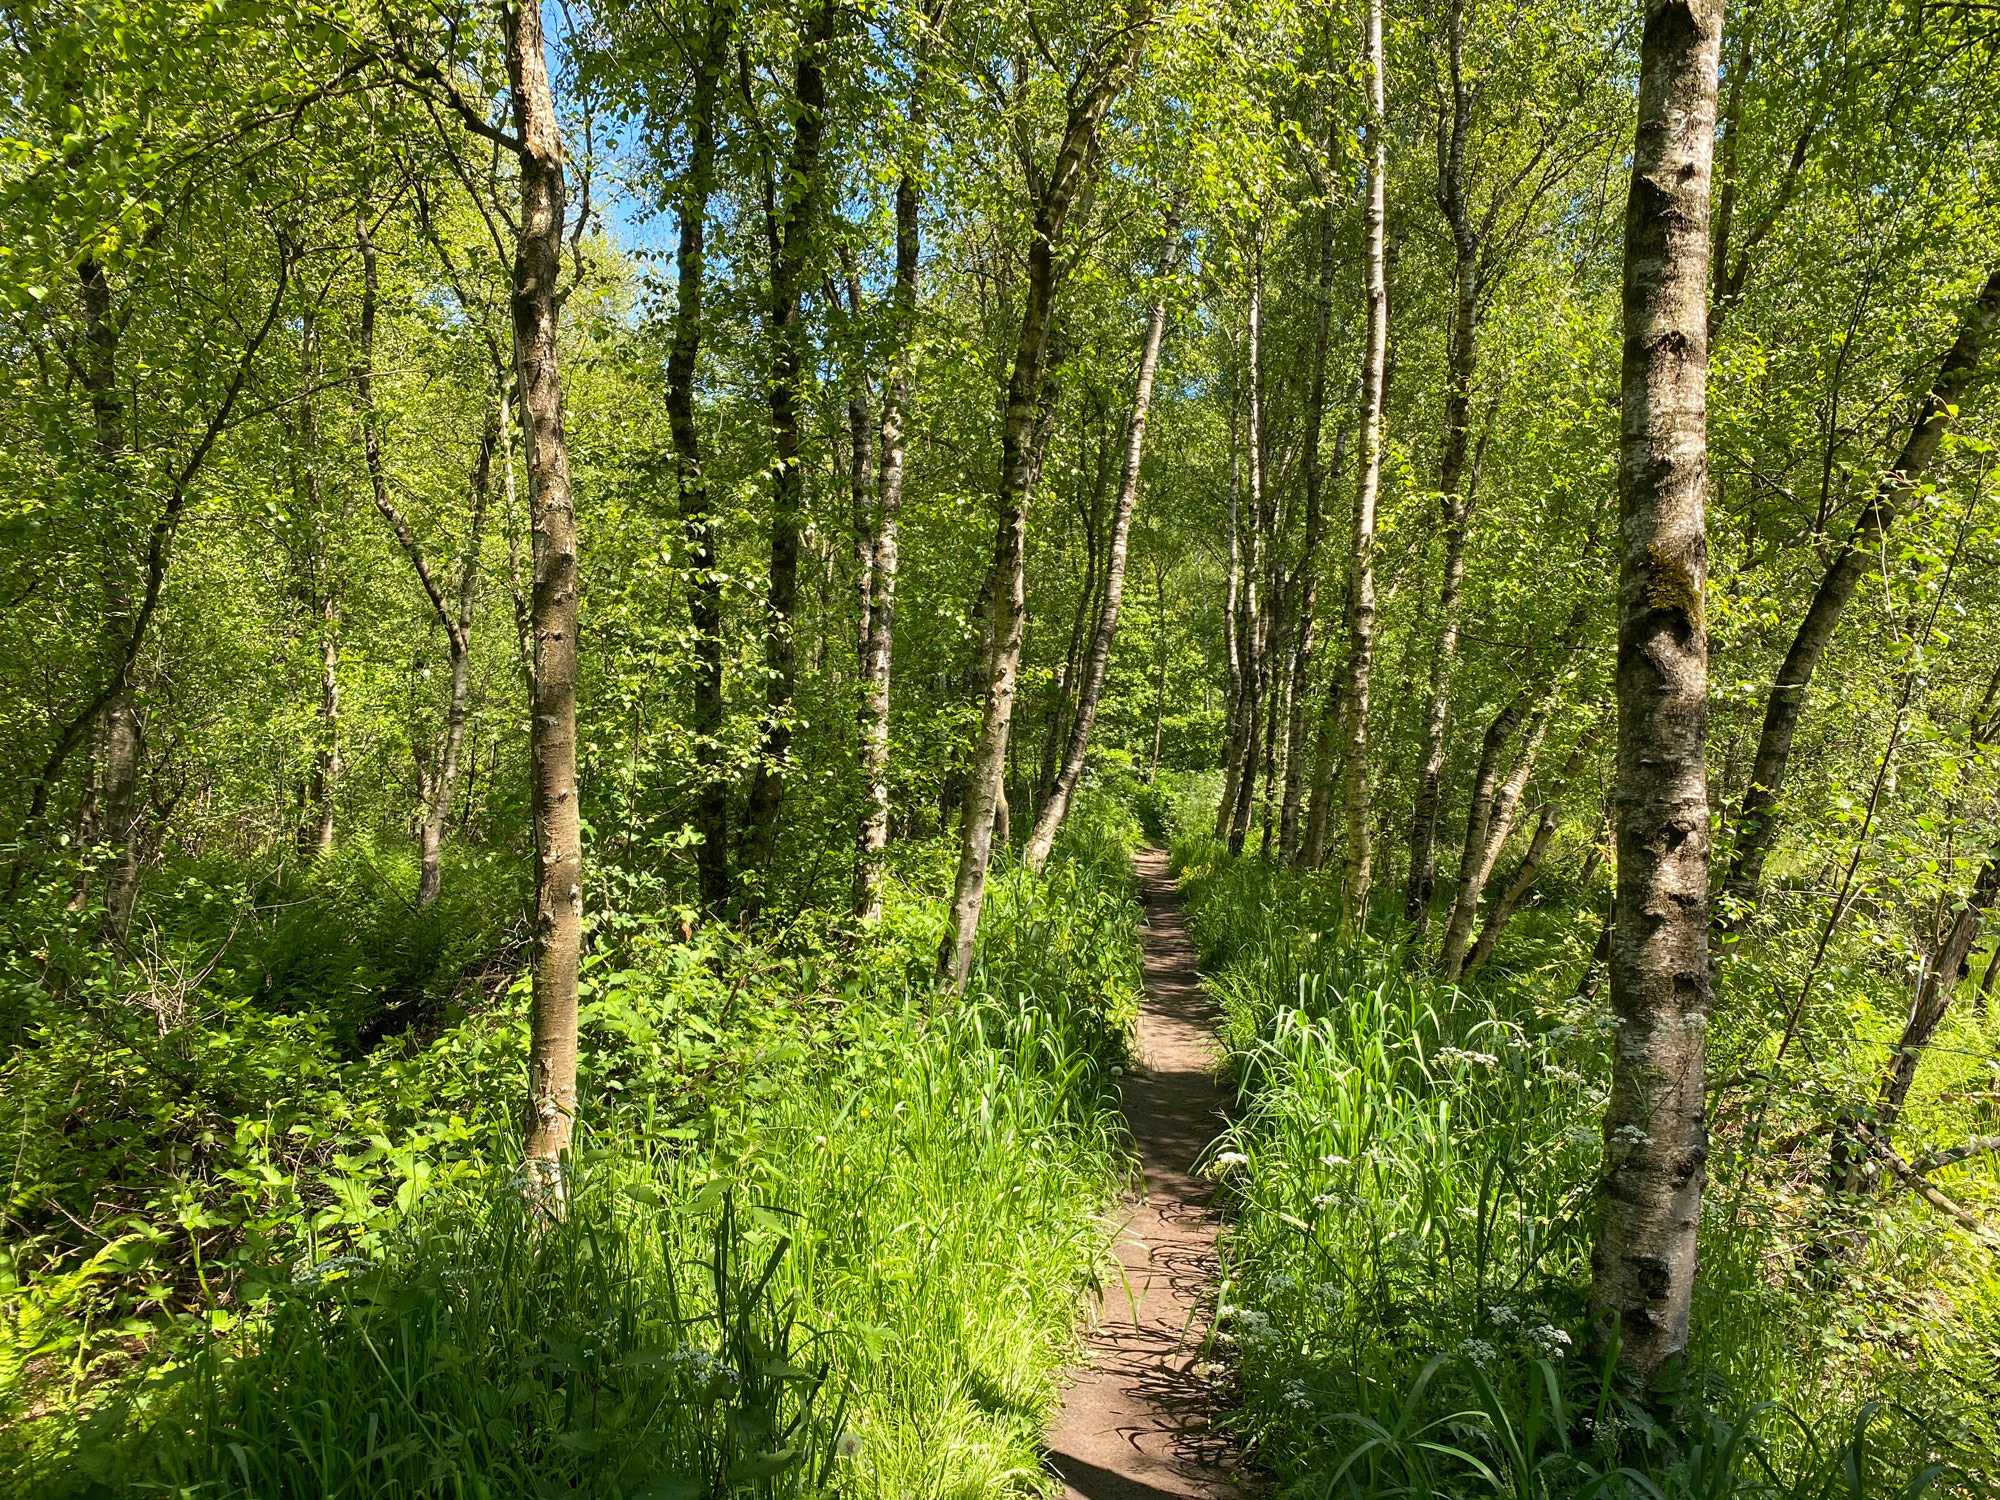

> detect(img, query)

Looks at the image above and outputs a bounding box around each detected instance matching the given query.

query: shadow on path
[1042,847,1242,1500]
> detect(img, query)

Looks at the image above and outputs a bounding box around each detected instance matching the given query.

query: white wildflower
[1213,1150,1250,1170]
[670,1345,741,1391]
[1319,1154,1351,1168]
[1460,1339,1498,1366]
[1434,1047,1500,1068]
[836,1432,863,1459]
[1528,1325,1573,1358]
[1282,1379,1312,1410]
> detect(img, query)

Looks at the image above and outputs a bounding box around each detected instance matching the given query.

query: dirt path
[1044,847,1241,1500]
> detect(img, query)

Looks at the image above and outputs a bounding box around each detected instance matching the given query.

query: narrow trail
[1044,847,1243,1500]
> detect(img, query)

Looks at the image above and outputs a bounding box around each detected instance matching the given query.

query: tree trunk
[1278,207,1339,863]
[742,0,838,905]
[1227,653,1266,856]
[850,147,915,920]
[1707,0,1830,346]
[1302,665,1346,869]
[285,311,341,861]
[1279,385,1339,864]
[1719,265,2000,923]
[503,0,585,1196]
[9,247,287,909]
[306,616,340,858]
[1037,428,1108,811]
[667,1,732,915]
[1578,795,1612,888]
[1404,0,1483,937]
[354,211,492,911]
[1024,217,1181,870]
[937,36,1145,988]
[80,258,144,940]
[1215,408,1246,840]
[1586,0,1723,1386]
[416,432,492,909]
[1257,637,1285,857]
[1439,697,1557,979]
[1226,258,1270,858]
[1464,721,1601,975]
[96,695,142,940]
[1575,907,1612,1001]
[850,28,928,922]
[1147,553,1168,782]
[1435,608,1585,972]
[1338,0,1389,913]
[1875,847,1999,1135]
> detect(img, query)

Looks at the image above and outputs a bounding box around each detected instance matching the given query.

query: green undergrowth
[0,795,1145,1499]
[1171,834,1998,1500]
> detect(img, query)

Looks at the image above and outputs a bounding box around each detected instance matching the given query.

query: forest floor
[1044,848,1245,1500]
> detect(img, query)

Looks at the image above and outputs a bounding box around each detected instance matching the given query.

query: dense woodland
[1,0,1999,1492]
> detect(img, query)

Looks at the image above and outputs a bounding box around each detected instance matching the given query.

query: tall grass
[1173,836,1994,1500]
[5,796,1147,1500]
[56,988,1118,1500]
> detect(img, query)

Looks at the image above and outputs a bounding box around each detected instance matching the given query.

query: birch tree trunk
[284,312,341,860]
[1339,0,1389,910]
[742,0,838,902]
[937,35,1144,988]
[1225,258,1269,857]
[1587,0,1723,1384]
[1719,266,2000,924]
[1023,219,1181,870]
[1148,553,1168,781]
[850,120,918,921]
[503,0,585,1194]
[1214,410,1246,840]
[1277,212,1336,861]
